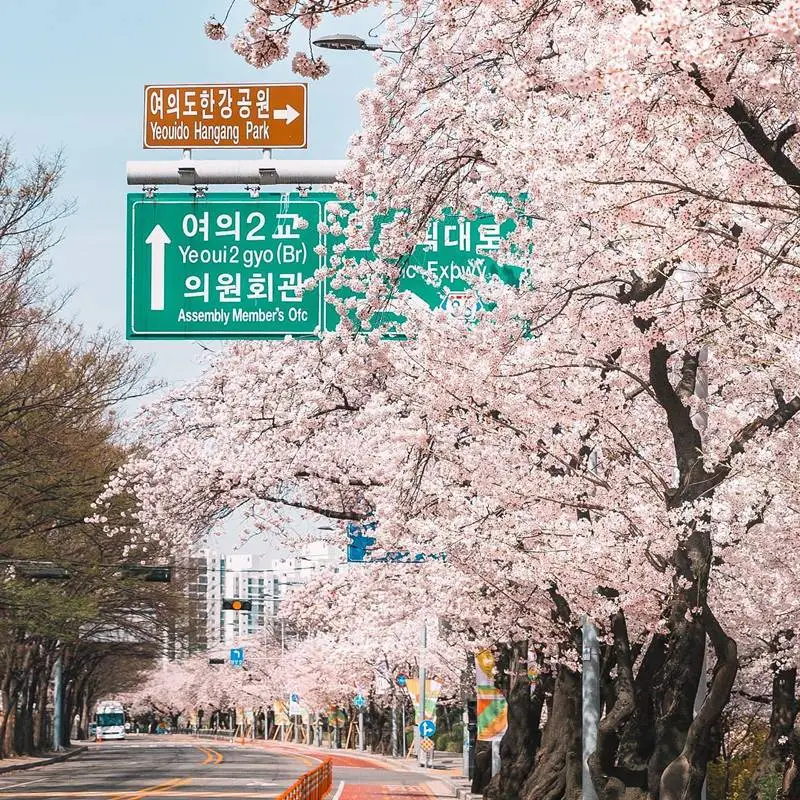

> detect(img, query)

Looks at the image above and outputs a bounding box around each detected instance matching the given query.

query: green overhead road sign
[126,192,522,339]
[127,194,325,338]
[321,198,521,335]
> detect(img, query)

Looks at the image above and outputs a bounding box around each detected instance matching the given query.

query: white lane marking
[331,780,346,800]
[0,777,46,790]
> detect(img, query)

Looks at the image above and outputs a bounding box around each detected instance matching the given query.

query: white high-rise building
[190,542,342,650]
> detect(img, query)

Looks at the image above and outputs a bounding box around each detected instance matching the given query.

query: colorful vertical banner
[405,678,442,724]
[273,699,290,727]
[476,649,508,741]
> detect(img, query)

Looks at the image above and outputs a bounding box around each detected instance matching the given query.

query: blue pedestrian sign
[229,647,244,667]
[419,719,436,739]
[354,693,366,708]
[396,674,408,688]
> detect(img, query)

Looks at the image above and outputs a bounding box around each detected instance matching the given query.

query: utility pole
[582,617,600,800]
[391,696,398,757]
[418,621,427,767]
[53,652,64,752]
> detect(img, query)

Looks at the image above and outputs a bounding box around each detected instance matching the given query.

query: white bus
[94,700,126,741]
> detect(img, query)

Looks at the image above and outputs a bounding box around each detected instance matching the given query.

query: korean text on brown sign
[144,84,307,149]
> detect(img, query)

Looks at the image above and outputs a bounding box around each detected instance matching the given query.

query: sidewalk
[0,745,88,775]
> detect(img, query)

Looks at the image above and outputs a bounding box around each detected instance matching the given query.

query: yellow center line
[195,744,224,765]
[111,777,193,800]
[1,780,194,799]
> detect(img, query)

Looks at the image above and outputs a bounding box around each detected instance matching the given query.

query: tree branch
[688,65,800,196]
[648,344,703,498]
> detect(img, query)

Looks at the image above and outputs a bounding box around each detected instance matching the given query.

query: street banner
[476,649,508,741]
[405,678,442,724]
[273,699,290,727]
[328,707,346,728]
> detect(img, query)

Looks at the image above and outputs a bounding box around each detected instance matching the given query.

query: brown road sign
[144,83,307,149]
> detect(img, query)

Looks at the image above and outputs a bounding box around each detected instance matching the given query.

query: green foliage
[435,721,464,753]
[707,720,771,800]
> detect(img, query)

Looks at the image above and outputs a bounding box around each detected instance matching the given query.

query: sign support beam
[127,159,347,186]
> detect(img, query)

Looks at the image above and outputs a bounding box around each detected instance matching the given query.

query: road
[0,737,454,799]
[0,738,311,799]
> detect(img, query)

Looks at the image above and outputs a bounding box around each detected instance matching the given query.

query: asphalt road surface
[0,738,313,800]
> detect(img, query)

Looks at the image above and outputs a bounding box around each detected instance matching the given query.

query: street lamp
[313,33,382,51]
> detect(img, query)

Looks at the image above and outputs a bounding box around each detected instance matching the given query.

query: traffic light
[120,565,172,582]
[16,562,70,580]
[222,598,252,611]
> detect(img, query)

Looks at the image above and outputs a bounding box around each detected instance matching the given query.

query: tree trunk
[748,664,796,799]
[485,665,549,800]
[659,603,737,800]
[520,665,582,800]
[616,633,667,786]
[589,611,640,800]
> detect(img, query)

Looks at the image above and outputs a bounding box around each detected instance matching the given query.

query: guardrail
[277,759,333,800]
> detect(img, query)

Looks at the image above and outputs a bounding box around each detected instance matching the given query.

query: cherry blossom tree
[113,1,800,798]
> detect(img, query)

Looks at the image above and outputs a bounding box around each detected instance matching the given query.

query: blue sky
[1,0,379,396]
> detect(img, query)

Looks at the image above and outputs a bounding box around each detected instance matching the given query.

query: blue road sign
[229,647,244,667]
[396,674,408,688]
[419,719,436,739]
[354,693,366,709]
[346,522,446,564]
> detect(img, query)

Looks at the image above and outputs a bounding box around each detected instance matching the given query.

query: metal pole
[53,653,64,751]
[582,617,600,800]
[391,697,398,757]
[418,621,427,767]
[401,703,406,757]
[491,739,501,777]
[358,709,365,751]
[462,705,470,777]
[126,158,347,186]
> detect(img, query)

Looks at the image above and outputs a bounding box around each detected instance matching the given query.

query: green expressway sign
[126,193,521,339]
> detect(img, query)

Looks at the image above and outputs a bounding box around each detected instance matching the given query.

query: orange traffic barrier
[276,759,333,800]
